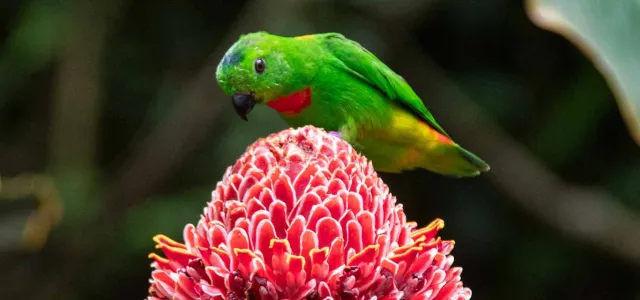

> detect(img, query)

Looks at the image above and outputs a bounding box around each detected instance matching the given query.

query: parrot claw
[328,131,342,139]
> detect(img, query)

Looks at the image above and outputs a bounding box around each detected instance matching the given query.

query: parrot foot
[328,131,342,139]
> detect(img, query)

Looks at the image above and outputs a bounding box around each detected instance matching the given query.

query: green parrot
[216,31,490,177]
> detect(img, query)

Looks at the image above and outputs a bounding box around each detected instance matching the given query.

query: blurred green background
[1,0,640,299]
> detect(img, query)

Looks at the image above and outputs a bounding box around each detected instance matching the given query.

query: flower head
[148,126,471,300]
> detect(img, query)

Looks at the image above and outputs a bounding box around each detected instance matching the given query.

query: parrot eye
[254,58,266,74]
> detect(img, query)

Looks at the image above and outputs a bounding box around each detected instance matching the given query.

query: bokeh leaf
[527,0,640,145]
[0,0,68,106]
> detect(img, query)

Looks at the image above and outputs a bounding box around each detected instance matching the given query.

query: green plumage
[216,32,489,177]
[321,33,450,138]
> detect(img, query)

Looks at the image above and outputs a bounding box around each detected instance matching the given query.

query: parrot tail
[457,145,490,173]
[433,144,490,178]
[417,143,490,178]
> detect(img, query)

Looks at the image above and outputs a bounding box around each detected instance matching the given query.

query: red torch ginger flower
[148,126,471,300]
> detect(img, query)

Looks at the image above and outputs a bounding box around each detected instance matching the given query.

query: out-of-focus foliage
[1,0,639,299]
[527,0,640,145]
[0,0,67,107]
[0,174,61,251]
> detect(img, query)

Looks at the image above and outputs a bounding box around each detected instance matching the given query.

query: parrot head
[216,31,310,121]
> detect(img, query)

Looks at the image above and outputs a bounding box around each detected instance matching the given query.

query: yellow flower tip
[152,234,168,243]
[425,237,442,248]
[153,234,187,250]
[286,254,306,270]
[429,218,445,230]
[234,248,259,258]
[211,246,228,256]
[309,247,329,257]
[269,238,292,252]
[148,253,169,264]
[169,245,195,256]
[347,244,380,266]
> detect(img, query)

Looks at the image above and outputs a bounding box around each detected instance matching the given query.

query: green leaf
[527,0,640,145]
[0,0,68,106]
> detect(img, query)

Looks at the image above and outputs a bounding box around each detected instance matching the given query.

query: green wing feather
[319,33,451,138]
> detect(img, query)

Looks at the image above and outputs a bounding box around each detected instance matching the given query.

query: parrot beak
[231,92,256,121]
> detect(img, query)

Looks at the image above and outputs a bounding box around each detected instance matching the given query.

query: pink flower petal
[357,211,376,247]
[285,255,307,295]
[269,200,289,238]
[322,195,344,220]
[291,192,322,220]
[287,216,306,255]
[345,220,363,253]
[254,219,276,267]
[274,174,295,212]
[300,229,319,268]
[307,205,331,230]
[147,126,470,300]
[293,164,319,197]
[309,247,330,281]
[315,217,342,249]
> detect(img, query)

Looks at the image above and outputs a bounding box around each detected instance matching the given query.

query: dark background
[1,0,639,299]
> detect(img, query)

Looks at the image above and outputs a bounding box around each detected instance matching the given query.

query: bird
[215,31,489,177]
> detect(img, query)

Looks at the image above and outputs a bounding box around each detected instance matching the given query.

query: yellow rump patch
[295,35,314,40]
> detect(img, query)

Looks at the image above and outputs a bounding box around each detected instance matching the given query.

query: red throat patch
[266,87,311,115]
